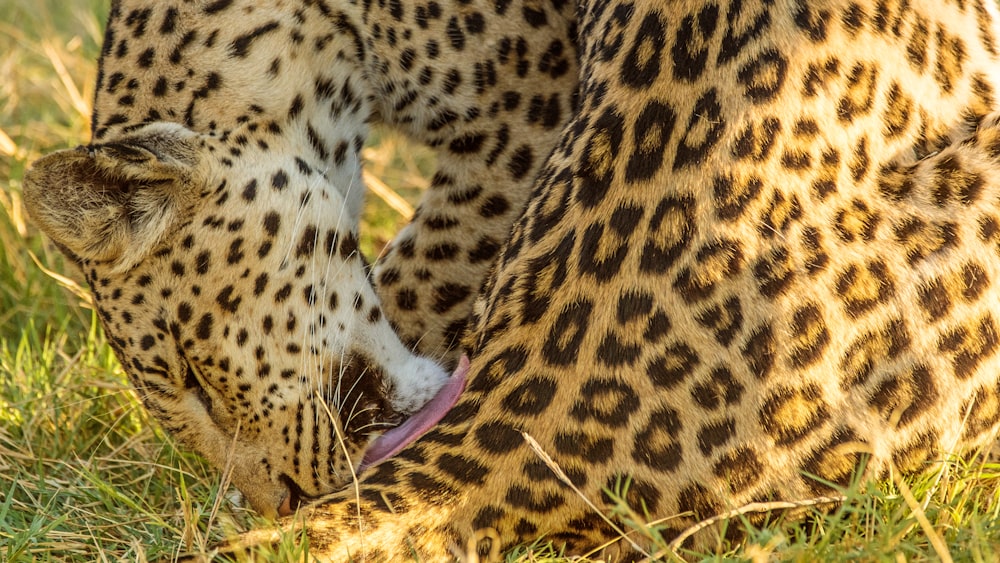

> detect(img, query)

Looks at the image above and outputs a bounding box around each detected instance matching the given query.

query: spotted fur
[23,0,1000,560]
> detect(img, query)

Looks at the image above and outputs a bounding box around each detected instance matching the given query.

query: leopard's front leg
[362,0,579,365]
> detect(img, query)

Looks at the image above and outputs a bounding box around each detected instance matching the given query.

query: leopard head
[23,120,453,517]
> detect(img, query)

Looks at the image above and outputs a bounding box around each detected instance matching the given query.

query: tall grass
[3,1,1000,561]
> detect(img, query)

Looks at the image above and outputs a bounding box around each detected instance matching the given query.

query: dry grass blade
[892,472,953,563]
[42,40,90,120]
[363,169,415,219]
[0,127,16,157]
[28,248,92,306]
[206,420,243,552]
[315,384,366,550]
[660,494,847,558]
[521,432,651,558]
[5,189,26,237]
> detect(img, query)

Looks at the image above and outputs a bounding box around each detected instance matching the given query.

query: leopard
[23,0,1000,561]
[22,0,577,520]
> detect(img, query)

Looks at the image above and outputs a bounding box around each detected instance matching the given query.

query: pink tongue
[360,355,469,470]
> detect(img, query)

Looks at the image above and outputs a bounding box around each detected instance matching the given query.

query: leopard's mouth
[272,357,467,517]
[359,355,469,470]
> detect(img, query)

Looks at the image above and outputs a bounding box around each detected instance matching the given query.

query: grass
[2,1,1000,561]
[640,460,1000,561]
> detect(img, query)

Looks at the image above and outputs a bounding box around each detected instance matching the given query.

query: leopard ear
[23,123,202,273]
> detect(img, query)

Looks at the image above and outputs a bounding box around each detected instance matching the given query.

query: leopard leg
[363,0,579,365]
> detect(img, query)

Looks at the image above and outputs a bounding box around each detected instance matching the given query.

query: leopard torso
[24,0,1000,560]
[264,0,1000,559]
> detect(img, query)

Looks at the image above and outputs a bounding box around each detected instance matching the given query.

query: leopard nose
[277,474,306,516]
[277,493,295,517]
